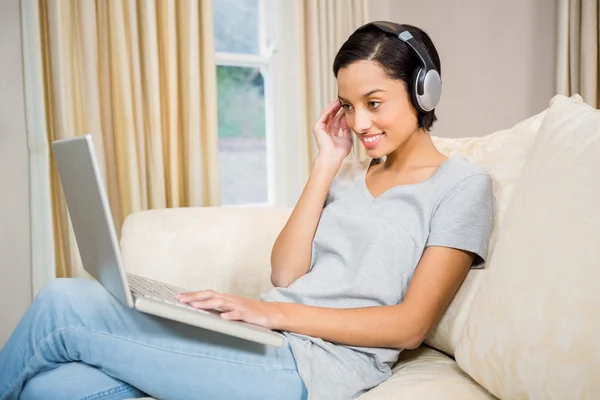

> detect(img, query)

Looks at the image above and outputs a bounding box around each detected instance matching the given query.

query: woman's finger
[317,99,341,129]
[329,107,344,137]
[340,117,352,137]
[221,310,243,320]
[321,98,341,116]
[177,290,218,302]
[190,297,235,311]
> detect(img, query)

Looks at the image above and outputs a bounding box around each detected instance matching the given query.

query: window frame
[213,0,307,208]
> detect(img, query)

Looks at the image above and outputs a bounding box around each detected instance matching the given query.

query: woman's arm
[269,157,340,288]
[270,99,352,288]
[179,246,474,349]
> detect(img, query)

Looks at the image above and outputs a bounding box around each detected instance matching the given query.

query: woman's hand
[177,290,283,329]
[313,99,353,164]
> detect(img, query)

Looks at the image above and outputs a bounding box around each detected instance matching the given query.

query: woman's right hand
[313,99,353,165]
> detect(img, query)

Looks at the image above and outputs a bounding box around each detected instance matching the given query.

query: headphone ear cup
[410,67,425,114]
[411,68,442,113]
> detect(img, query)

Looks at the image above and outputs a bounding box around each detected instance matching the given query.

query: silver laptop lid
[51,134,134,308]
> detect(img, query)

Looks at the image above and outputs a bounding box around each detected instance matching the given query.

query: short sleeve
[426,174,494,268]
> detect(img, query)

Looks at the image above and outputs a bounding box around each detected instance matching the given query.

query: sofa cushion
[130,347,495,400]
[455,94,600,399]
[424,106,548,357]
[358,346,495,399]
[120,206,292,299]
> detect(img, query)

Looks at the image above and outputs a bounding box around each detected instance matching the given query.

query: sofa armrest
[119,206,292,299]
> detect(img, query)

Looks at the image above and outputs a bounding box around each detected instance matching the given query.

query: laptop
[51,134,285,347]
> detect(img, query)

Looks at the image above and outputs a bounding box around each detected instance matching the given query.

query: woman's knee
[20,363,146,400]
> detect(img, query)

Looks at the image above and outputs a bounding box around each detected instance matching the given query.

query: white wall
[369,0,557,138]
[0,0,31,346]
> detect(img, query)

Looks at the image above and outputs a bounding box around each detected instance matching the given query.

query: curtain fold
[557,0,599,107]
[23,0,219,283]
[301,0,370,163]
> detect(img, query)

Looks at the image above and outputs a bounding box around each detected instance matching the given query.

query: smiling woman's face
[337,60,420,159]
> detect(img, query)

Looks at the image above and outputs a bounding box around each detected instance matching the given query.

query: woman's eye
[367,101,381,109]
[341,103,353,111]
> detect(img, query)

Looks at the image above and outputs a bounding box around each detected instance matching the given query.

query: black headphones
[353,21,442,113]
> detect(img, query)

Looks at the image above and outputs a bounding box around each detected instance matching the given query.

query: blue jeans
[0,278,307,400]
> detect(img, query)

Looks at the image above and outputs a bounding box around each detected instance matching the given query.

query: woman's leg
[0,278,306,400]
[20,362,147,400]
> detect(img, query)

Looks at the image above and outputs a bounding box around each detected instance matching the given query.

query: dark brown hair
[333,24,441,131]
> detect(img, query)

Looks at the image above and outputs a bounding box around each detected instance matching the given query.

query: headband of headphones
[352,21,442,112]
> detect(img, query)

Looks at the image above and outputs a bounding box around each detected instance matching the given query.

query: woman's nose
[352,109,372,134]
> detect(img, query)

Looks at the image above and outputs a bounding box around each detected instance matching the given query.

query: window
[213,0,278,206]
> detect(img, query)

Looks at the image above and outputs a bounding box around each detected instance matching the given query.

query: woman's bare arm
[270,246,474,349]
[270,99,352,287]
[270,157,340,287]
[181,246,474,349]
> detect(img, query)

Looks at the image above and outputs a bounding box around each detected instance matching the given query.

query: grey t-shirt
[261,154,494,399]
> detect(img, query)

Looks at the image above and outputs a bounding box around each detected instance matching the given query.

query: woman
[0,21,493,400]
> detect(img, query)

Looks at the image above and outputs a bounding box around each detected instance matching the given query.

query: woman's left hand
[177,290,283,329]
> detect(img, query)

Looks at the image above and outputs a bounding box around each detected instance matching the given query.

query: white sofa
[121,94,600,399]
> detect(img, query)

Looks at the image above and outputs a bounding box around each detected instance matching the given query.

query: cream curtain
[557,0,599,107]
[299,0,370,163]
[22,0,219,285]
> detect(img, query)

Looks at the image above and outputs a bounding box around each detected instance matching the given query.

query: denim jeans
[0,278,307,400]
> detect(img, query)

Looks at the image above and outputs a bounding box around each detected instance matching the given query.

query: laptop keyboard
[127,274,209,314]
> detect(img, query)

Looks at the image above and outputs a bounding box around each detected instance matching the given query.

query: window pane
[213,0,259,54]
[217,66,267,205]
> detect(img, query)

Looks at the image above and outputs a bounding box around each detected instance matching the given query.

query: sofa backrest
[425,106,548,357]
[455,94,600,399]
[121,206,292,299]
